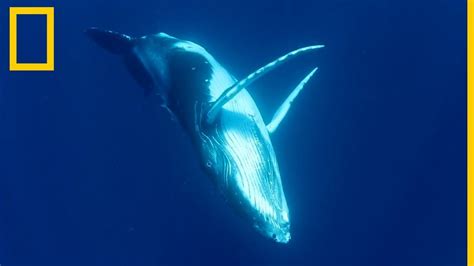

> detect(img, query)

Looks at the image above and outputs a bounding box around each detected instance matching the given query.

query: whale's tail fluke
[85,28,134,55]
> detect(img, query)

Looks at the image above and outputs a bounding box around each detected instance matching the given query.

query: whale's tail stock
[85,28,154,94]
[85,28,134,54]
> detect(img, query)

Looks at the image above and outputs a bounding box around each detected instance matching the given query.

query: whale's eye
[272,233,277,239]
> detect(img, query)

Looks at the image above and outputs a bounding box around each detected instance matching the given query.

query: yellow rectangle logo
[9,7,54,71]
[468,0,473,264]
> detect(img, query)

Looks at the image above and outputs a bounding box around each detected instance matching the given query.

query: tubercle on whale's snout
[253,215,291,244]
[276,222,291,243]
[275,231,291,244]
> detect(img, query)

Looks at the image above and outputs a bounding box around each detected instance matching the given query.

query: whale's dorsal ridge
[85,27,134,55]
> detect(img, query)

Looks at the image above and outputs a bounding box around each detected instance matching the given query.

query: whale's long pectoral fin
[266,67,318,134]
[205,45,324,125]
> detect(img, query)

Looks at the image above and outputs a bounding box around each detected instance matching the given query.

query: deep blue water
[0,0,466,265]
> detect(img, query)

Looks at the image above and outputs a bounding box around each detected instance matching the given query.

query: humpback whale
[86,28,323,243]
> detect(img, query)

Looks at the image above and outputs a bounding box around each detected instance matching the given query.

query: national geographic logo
[9,7,54,71]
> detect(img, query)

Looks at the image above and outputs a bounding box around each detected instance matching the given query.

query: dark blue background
[0,0,466,265]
